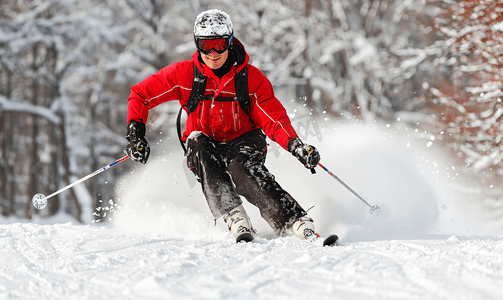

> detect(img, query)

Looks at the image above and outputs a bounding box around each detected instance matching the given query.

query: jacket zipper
[211,80,218,139]
[233,102,239,130]
[199,101,205,130]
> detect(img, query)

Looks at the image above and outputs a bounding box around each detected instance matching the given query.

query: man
[125,9,321,243]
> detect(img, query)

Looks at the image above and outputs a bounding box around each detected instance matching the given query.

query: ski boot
[292,216,338,246]
[223,204,254,243]
[291,216,320,242]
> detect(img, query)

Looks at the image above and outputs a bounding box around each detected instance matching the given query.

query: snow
[0,95,61,125]
[350,36,378,66]
[2,120,503,300]
[493,21,503,32]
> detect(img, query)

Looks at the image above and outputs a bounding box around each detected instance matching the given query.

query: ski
[235,233,338,246]
[322,234,339,247]
[236,232,254,243]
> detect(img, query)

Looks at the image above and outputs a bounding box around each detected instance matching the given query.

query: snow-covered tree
[425,0,503,185]
[0,0,133,221]
[0,0,75,219]
[219,0,443,123]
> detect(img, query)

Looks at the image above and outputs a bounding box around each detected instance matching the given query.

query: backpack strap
[177,63,211,154]
[177,64,253,155]
[187,64,211,113]
[234,66,254,123]
[176,106,188,154]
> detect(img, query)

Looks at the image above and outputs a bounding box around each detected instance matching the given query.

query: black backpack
[177,63,253,154]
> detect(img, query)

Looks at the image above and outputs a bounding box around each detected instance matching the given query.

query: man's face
[201,49,228,70]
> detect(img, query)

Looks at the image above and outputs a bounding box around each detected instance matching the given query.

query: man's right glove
[287,138,321,173]
[125,120,150,164]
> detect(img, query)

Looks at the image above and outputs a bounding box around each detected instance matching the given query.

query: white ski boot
[223,204,254,243]
[291,216,320,242]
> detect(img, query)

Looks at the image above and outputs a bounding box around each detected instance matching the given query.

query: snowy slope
[1,121,503,300]
[1,222,502,300]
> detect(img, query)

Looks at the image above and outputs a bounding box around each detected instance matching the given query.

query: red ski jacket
[127,38,298,150]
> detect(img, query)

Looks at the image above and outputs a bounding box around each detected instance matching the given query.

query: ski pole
[32,155,130,210]
[318,162,381,215]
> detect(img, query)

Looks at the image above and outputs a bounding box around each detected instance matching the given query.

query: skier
[125,9,321,243]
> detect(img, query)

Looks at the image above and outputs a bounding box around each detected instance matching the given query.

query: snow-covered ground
[1,119,503,300]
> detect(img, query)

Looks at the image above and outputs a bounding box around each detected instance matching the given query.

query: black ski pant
[186,129,307,237]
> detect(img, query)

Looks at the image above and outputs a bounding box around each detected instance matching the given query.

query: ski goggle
[195,35,233,55]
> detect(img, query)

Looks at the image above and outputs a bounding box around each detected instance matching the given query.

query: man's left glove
[287,138,321,173]
[125,120,150,164]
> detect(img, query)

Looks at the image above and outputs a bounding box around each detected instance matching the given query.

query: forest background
[0,0,502,225]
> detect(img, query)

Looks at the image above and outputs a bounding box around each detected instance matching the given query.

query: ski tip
[323,234,339,247]
[236,232,254,243]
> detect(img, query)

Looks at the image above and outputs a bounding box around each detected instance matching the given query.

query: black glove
[125,120,150,164]
[287,138,320,173]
